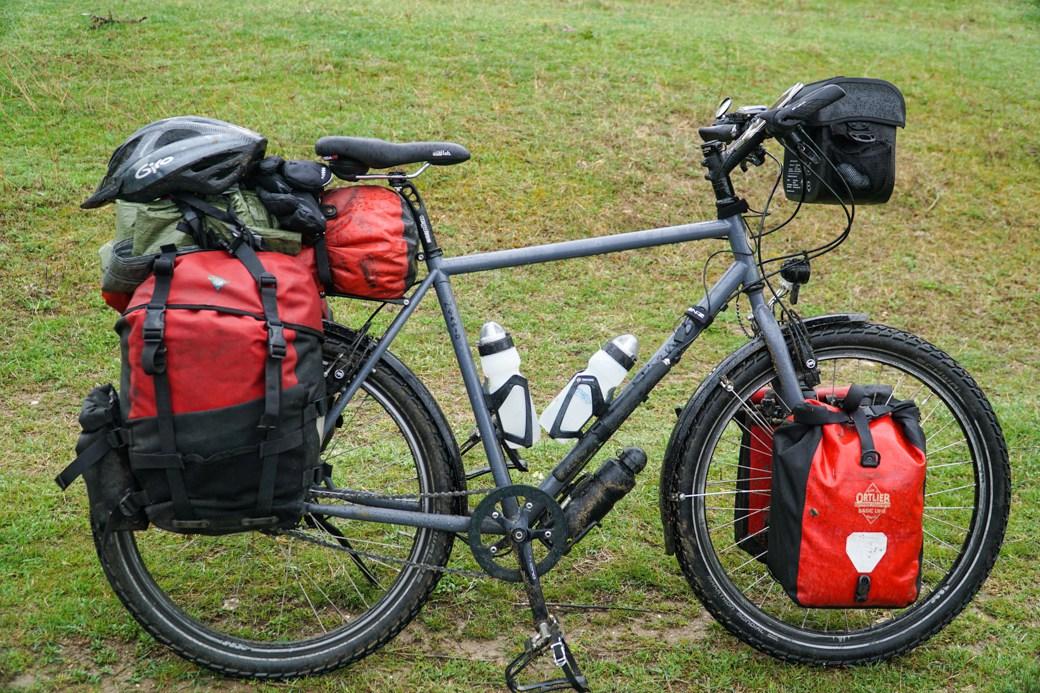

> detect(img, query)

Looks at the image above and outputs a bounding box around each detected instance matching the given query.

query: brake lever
[739,146,767,171]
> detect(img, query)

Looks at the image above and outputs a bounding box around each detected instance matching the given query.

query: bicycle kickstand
[505,544,590,692]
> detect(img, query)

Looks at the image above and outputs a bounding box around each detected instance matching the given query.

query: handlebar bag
[766,384,926,608]
[783,77,906,205]
[312,186,419,300]
[113,248,325,535]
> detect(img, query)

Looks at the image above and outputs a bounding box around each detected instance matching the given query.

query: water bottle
[539,334,638,440]
[478,322,539,448]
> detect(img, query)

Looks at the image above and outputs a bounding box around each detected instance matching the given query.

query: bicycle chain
[310,486,499,502]
[279,525,492,579]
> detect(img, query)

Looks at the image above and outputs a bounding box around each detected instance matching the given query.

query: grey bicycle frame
[306,209,805,534]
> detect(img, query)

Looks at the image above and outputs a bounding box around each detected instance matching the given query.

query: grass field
[2,0,1039,690]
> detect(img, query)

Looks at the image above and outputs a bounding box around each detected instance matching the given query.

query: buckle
[259,273,278,290]
[142,306,166,342]
[118,491,142,518]
[267,323,287,359]
[153,255,175,276]
[105,427,129,448]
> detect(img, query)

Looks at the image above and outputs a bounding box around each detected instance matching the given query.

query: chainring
[468,484,568,583]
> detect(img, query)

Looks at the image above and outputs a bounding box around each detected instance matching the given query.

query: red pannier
[313,186,419,300]
[766,384,926,608]
[733,388,776,559]
[734,385,852,559]
[116,247,326,534]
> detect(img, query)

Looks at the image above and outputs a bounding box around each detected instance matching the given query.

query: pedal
[505,618,590,692]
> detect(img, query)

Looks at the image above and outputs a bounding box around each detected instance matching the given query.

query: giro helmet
[82,116,267,209]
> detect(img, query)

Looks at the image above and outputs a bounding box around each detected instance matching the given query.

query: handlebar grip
[698,124,739,143]
[769,84,847,129]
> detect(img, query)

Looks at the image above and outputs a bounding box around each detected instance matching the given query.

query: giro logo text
[135,156,175,179]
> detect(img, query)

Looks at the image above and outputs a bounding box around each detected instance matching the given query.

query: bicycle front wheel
[665,321,1010,664]
[93,324,463,678]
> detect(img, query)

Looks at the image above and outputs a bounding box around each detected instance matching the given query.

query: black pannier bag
[766,385,927,608]
[56,385,147,536]
[783,77,906,204]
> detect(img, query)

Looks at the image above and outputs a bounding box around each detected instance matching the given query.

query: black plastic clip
[716,196,749,220]
[685,305,713,328]
[267,323,287,359]
[860,449,881,468]
[141,305,168,375]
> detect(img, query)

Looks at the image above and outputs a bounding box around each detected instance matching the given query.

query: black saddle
[315,136,470,178]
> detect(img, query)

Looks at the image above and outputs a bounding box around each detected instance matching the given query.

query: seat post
[393,179,442,259]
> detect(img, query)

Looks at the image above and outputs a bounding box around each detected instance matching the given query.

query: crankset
[468,484,569,583]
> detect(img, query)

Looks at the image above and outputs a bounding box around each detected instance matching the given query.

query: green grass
[2,0,1039,690]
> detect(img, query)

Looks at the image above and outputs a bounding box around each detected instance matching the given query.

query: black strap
[255,428,305,515]
[850,406,880,467]
[172,193,262,251]
[142,247,195,521]
[55,435,112,490]
[228,238,288,517]
[312,232,333,293]
[231,241,285,430]
[141,247,176,375]
[792,385,887,468]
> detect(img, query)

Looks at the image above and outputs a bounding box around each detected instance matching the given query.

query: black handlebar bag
[766,385,926,608]
[783,77,906,204]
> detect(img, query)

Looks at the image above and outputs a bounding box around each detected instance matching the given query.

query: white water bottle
[478,322,539,448]
[539,334,639,440]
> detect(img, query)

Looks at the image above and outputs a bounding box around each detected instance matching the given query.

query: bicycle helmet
[82,116,267,209]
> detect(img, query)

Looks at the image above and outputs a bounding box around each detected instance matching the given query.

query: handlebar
[759,84,846,130]
[715,83,847,175]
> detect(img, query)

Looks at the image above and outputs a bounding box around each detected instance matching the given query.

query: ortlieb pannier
[783,77,906,205]
[61,245,327,536]
[733,385,855,559]
[766,384,926,608]
[313,185,419,300]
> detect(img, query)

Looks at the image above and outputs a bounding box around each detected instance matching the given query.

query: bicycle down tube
[313,211,806,531]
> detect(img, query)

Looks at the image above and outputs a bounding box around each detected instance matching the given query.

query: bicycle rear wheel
[93,324,463,678]
[665,321,1010,664]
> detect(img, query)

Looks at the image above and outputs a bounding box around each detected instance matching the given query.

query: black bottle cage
[484,373,536,448]
[546,374,607,440]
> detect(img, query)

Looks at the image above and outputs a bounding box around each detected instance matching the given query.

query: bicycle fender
[659,313,868,556]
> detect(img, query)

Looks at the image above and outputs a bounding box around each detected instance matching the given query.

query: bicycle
[89,82,1010,691]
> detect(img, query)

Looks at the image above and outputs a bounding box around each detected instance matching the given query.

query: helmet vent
[155,128,203,149]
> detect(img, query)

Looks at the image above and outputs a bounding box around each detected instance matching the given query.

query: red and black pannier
[766,385,926,608]
[311,186,419,300]
[60,243,327,535]
[734,385,856,558]
[118,247,326,534]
